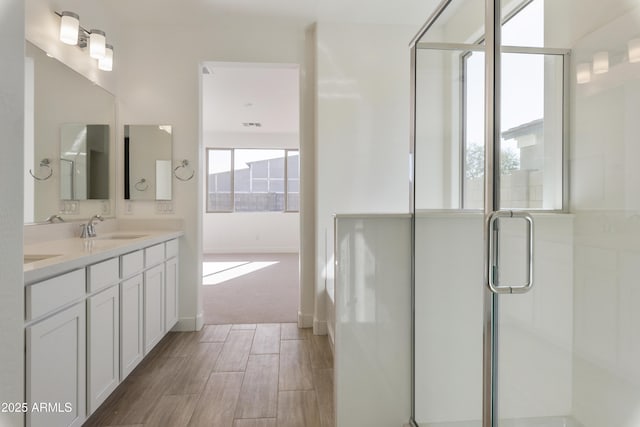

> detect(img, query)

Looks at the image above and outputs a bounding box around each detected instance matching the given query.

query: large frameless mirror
[60,124,110,201]
[25,41,116,223]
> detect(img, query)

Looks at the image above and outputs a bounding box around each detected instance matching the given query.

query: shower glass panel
[412,0,486,425]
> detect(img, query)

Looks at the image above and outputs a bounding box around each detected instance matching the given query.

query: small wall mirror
[60,124,110,200]
[124,125,173,200]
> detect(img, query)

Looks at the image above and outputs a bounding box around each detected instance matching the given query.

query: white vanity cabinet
[120,249,145,380]
[87,285,119,414]
[165,239,179,331]
[120,274,144,378]
[87,259,120,414]
[25,270,86,427]
[24,232,182,426]
[143,263,165,353]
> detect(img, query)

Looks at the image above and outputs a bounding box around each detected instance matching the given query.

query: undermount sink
[97,234,148,240]
[24,254,60,264]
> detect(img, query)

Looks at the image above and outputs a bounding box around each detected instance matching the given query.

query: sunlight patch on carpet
[203,261,249,276]
[202,261,279,285]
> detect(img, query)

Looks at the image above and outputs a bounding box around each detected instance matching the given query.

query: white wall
[299,25,317,327]
[204,213,299,253]
[203,131,300,254]
[116,15,316,330]
[315,22,415,333]
[0,0,25,425]
[568,5,640,426]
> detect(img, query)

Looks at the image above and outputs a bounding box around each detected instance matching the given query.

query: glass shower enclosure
[411,0,640,426]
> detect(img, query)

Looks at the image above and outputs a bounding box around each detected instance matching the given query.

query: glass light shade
[593,51,609,74]
[98,45,113,71]
[59,12,80,45]
[89,30,106,59]
[628,39,640,63]
[577,63,591,84]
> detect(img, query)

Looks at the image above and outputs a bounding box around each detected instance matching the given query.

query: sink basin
[24,254,60,264]
[97,234,148,240]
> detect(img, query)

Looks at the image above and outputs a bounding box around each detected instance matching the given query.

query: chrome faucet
[45,214,65,223]
[80,214,104,238]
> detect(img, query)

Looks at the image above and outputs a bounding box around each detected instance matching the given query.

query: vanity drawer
[26,269,86,321]
[88,258,120,293]
[145,243,165,267]
[121,250,144,278]
[166,239,179,259]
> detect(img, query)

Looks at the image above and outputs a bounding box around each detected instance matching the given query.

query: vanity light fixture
[89,29,106,59]
[98,44,113,71]
[628,39,640,63]
[59,11,80,45]
[592,51,609,74]
[56,11,114,71]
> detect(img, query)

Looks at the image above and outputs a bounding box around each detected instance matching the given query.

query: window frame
[205,147,300,213]
[459,46,569,212]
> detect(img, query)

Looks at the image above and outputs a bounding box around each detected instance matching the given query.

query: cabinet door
[144,264,165,354]
[26,303,86,427]
[165,257,179,331]
[87,286,119,415]
[120,274,144,379]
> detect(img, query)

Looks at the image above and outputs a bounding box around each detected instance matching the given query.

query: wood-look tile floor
[84,323,334,427]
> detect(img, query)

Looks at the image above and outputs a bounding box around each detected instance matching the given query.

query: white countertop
[24,230,184,284]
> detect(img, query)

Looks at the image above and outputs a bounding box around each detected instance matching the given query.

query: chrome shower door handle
[486,210,534,294]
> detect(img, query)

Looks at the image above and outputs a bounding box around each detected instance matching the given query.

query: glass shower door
[413,0,640,426]
[495,0,640,426]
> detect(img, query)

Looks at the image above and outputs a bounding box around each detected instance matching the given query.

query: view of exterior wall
[207,151,299,212]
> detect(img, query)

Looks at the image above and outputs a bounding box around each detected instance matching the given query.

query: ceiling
[201,63,300,134]
[100,0,441,134]
[101,0,439,27]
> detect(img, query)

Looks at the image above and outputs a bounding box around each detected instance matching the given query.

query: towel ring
[174,159,194,181]
[135,178,149,191]
[29,158,53,181]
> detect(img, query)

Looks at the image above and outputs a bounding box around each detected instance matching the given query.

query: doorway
[412,0,640,426]
[200,62,301,325]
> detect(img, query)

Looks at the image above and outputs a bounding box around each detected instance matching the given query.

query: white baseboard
[203,247,299,254]
[298,312,314,328]
[196,312,204,331]
[313,318,328,336]
[173,314,204,332]
[327,321,335,354]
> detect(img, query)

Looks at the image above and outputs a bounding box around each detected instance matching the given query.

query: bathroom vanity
[24,229,183,427]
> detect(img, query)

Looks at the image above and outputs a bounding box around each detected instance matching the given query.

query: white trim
[196,312,204,331]
[327,321,335,355]
[172,315,203,332]
[298,311,313,328]
[203,247,299,254]
[313,318,328,336]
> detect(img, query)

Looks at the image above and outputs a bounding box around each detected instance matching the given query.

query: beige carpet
[202,253,299,324]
